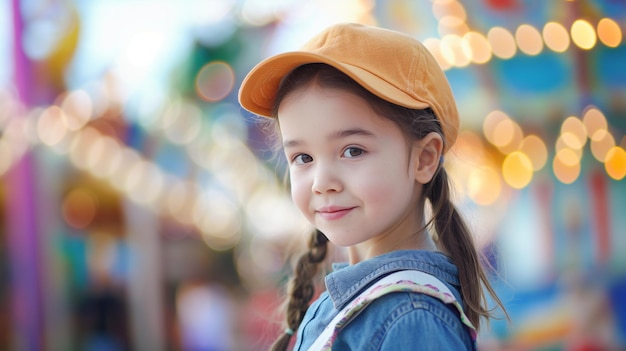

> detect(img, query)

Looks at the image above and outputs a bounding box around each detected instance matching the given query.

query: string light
[424,2,625,191]
[0,94,287,250]
[426,1,622,69]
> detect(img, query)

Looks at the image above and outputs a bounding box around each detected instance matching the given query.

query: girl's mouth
[316,206,355,220]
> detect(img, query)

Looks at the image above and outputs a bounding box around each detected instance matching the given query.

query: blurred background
[0,0,625,350]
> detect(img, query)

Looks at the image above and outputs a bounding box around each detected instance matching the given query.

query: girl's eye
[293,154,313,164]
[342,147,364,158]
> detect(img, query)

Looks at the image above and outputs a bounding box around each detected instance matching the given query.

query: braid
[271,230,329,351]
[425,167,508,329]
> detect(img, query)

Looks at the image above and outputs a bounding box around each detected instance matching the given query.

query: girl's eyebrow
[283,128,375,149]
[283,138,303,149]
[332,128,375,140]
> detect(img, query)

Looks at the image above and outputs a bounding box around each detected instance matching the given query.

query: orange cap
[238,23,459,151]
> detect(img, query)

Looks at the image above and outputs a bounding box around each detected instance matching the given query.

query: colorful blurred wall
[0,0,625,350]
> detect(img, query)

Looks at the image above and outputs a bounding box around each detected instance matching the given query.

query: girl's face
[278,85,428,260]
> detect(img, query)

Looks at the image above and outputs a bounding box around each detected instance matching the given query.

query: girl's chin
[322,232,364,248]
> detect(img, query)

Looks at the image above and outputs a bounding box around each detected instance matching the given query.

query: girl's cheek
[289,176,305,200]
[290,178,311,213]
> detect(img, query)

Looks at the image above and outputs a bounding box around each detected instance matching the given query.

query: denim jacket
[293,250,475,350]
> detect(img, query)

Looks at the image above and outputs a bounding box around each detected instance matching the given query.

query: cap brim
[238,51,430,118]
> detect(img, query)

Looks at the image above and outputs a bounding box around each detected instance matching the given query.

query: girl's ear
[413,132,444,184]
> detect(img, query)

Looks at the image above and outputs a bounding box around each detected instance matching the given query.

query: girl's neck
[347,231,438,265]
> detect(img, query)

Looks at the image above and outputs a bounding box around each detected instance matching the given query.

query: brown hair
[268,63,507,350]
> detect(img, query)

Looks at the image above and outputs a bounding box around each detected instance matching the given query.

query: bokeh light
[493,118,524,154]
[560,116,587,150]
[462,31,492,64]
[483,110,509,146]
[60,89,93,131]
[543,22,570,52]
[582,106,608,136]
[438,16,469,36]
[553,148,581,184]
[69,127,99,170]
[590,129,615,162]
[86,135,119,178]
[502,151,533,189]
[162,99,203,145]
[196,189,241,251]
[167,180,200,227]
[441,34,471,67]
[516,24,543,56]
[604,146,626,180]
[571,19,597,50]
[37,106,67,146]
[195,61,235,102]
[597,17,622,47]
[62,188,99,229]
[467,166,501,205]
[423,38,452,70]
[519,135,548,171]
[432,0,467,22]
[488,26,517,59]
[125,160,165,207]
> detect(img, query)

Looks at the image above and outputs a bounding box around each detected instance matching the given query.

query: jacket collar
[324,250,460,309]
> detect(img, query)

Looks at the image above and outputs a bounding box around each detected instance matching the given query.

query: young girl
[238,23,507,350]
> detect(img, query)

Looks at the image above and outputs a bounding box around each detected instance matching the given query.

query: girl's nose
[311,163,343,194]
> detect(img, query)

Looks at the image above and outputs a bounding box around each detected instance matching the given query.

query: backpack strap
[307,270,477,351]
